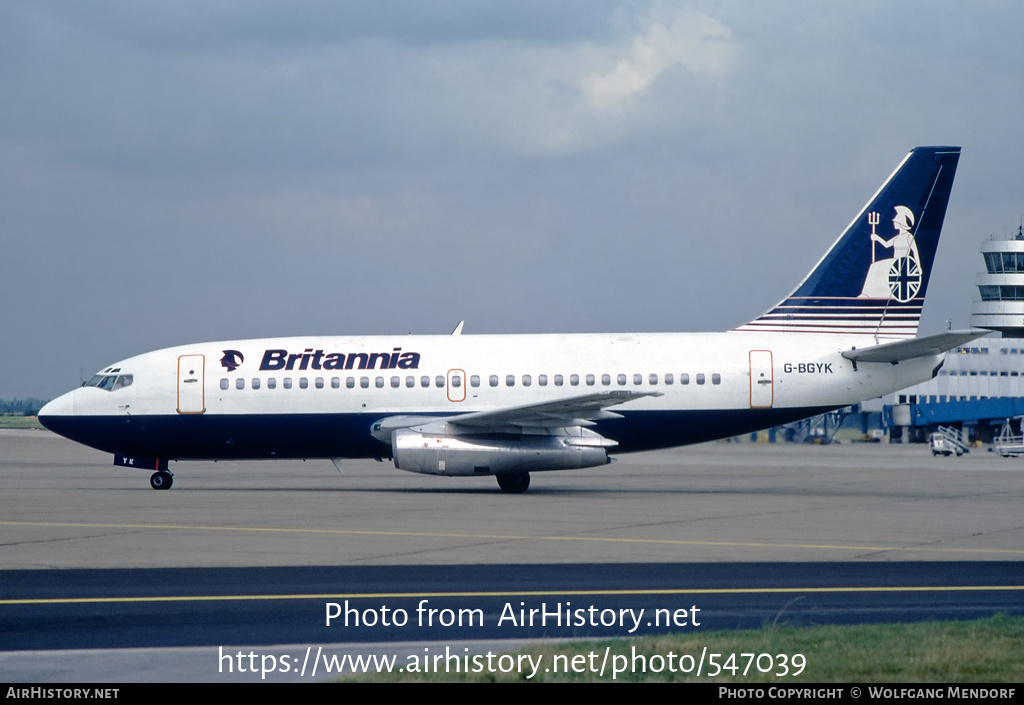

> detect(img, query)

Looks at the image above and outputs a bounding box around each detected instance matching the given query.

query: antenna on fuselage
[451,320,465,335]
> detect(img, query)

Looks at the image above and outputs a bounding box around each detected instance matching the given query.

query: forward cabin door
[177,354,206,414]
[749,350,774,409]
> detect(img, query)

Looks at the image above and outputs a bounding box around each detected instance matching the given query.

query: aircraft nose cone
[38,391,75,431]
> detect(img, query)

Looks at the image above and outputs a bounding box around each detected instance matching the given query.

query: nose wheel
[150,471,173,490]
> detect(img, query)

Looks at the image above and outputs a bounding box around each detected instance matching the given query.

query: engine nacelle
[391,428,611,476]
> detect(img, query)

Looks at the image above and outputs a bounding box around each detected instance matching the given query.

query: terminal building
[883,225,1024,443]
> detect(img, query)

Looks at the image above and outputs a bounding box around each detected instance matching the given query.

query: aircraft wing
[447,390,661,430]
[369,390,660,443]
[841,330,988,364]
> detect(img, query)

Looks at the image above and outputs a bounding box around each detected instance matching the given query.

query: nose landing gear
[150,471,173,490]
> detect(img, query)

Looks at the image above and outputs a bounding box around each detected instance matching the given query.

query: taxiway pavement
[3,429,1023,567]
[2,429,1023,681]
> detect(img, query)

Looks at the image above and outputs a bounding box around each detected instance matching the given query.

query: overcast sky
[2,1,1022,399]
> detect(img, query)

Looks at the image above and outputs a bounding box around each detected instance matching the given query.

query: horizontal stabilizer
[841,330,987,364]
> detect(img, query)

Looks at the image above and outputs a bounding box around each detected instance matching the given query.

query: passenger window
[220,379,229,390]
[586,374,595,386]
[331,377,340,389]
[421,376,431,388]
[570,374,580,386]
[299,377,308,389]
[435,376,444,387]
[489,375,499,387]
[252,378,261,390]
[268,378,277,389]
[391,376,400,388]
[376,377,385,388]
[696,373,705,385]
[664,373,674,385]
[406,376,415,388]
[360,377,369,389]
[470,375,480,387]
[522,375,531,387]
[538,374,547,386]
[554,374,563,386]
[680,374,689,385]
[347,377,355,389]
[617,374,627,386]
[506,375,515,387]
[649,373,658,385]
[451,375,462,388]
[712,373,721,385]
[601,374,611,386]
[284,378,293,389]
[315,377,324,389]
[634,374,643,385]
[236,378,245,390]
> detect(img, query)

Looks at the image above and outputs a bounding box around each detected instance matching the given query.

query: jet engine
[391,427,612,477]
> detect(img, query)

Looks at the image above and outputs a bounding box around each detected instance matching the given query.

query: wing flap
[448,390,660,429]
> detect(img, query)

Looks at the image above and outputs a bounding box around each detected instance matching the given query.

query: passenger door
[749,350,773,409]
[177,354,206,414]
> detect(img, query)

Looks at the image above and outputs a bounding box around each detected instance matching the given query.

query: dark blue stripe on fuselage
[41,407,840,461]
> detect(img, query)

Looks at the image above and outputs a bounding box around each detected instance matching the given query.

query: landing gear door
[177,354,206,414]
[749,350,773,409]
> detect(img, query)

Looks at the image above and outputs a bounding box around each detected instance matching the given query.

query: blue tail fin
[736,146,961,339]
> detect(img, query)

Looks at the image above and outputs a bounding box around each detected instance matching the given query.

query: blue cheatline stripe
[40,407,842,460]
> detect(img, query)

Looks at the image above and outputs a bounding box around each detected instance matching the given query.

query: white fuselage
[40,330,941,461]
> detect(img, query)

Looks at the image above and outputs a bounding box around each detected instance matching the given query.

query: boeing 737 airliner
[40,146,980,492]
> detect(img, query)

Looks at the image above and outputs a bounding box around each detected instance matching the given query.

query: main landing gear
[150,471,173,490]
[496,472,530,494]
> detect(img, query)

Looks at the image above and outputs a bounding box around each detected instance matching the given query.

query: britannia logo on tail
[858,205,922,302]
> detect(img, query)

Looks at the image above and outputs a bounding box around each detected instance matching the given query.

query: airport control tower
[971,224,1024,336]
[881,224,1024,444]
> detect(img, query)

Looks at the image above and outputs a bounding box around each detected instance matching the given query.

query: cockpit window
[85,374,133,391]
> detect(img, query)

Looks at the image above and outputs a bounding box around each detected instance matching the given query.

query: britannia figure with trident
[858,205,922,301]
